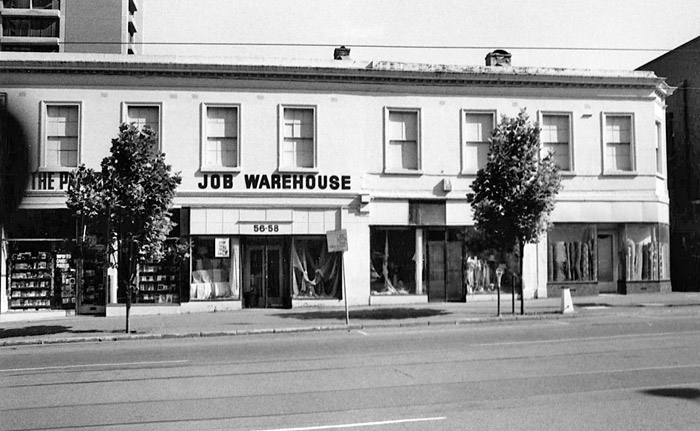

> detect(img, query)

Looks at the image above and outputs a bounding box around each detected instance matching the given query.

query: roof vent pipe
[334,46,351,60]
[485,49,512,66]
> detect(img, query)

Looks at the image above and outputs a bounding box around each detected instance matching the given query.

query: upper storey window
[603,113,634,172]
[41,103,80,169]
[2,16,58,37]
[540,113,572,172]
[385,108,421,173]
[202,104,239,171]
[279,106,316,171]
[462,111,494,174]
[655,121,664,176]
[2,0,60,9]
[123,103,161,151]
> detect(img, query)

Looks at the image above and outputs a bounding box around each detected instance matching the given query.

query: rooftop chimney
[334,46,351,60]
[485,49,512,67]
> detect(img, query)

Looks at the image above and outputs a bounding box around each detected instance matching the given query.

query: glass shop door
[427,230,465,302]
[597,232,617,293]
[245,245,284,308]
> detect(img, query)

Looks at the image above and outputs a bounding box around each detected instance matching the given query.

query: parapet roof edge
[0,52,665,86]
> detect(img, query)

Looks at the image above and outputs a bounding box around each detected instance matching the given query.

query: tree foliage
[66,123,182,330]
[470,109,562,253]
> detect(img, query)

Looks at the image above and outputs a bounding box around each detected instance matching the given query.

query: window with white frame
[463,111,494,174]
[604,114,634,172]
[386,108,420,172]
[541,113,572,171]
[2,0,60,9]
[655,121,664,175]
[42,103,79,168]
[203,105,239,169]
[280,106,315,170]
[125,104,160,150]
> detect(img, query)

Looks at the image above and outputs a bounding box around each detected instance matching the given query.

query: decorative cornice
[0,53,669,93]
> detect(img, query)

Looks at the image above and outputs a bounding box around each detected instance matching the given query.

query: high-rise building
[0,0,141,54]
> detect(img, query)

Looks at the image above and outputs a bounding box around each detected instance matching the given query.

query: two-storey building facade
[0,51,673,317]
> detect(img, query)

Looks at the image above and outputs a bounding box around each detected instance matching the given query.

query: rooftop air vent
[334,46,351,60]
[485,49,512,67]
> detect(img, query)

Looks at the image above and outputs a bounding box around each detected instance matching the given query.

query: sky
[144,0,700,71]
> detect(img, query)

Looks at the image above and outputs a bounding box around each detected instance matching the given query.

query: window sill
[277,167,319,174]
[36,167,75,173]
[602,170,638,177]
[200,167,241,174]
[547,280,599,285]
[383,169,423,176]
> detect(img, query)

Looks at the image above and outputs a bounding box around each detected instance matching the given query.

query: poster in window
[326,229,348,253]
[215,238,230,258]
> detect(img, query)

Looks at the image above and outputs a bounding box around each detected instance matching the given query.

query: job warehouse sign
[197,173,351,191]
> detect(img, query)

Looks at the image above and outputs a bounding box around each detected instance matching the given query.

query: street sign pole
[512,274,516,314]
[326,229,349,325]
[496,267,504,317]
[342,251,349,325]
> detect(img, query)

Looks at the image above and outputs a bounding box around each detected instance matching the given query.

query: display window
[136,238,184,304]
[461,228,518,295]
[189,236,240,301]
[659,224,670,280]
[621,224,669,281]
[370,229,417,295]
[292,237,342,299]
[6,240,76,311]
[547,224,597,282]
[76,235,107,312]
[3,209,81,311]
[464,251,498,294]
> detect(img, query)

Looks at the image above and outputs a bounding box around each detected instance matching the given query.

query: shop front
[182,207,347,311]
[546,223,671,296]
[186,233,344,309]
[369,225,522,304]
[370,227,465,303]
[1,209,107,316]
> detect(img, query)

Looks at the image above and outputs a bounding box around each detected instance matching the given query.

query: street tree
[469,109,562,313]
[67,123,182,332]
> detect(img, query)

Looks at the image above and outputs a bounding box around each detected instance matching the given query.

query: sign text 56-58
[253,224,279,233]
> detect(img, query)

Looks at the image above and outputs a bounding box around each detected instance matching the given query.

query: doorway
[426,230,464,302]
[597,231,617,293]
[244,244,284,308]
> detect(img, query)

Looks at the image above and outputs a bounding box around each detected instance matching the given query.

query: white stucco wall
[0,54,671,306]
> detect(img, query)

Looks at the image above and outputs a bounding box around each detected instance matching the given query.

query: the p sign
[326,229,348,253]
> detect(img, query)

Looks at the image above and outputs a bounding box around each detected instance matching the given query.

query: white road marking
[469,330,700,348]
[357,330,369,336]
[252,417,446,431]
[0,359,188,373]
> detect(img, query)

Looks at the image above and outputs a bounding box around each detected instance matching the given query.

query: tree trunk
[124,240,131,334]
[519,239,525,315]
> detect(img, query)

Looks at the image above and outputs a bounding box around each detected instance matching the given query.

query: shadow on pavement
[641,387,700,402]
[273,307,451,321]
[0,326,102,339]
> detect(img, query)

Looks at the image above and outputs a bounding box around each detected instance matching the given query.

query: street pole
[496,267,503,317]
[342,251,349,325]
[521,281,524,315]
[512,274,515,314]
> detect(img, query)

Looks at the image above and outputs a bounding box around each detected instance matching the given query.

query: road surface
[2,309,700,430]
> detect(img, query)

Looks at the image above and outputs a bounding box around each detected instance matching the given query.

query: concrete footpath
[2,292,700,347]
